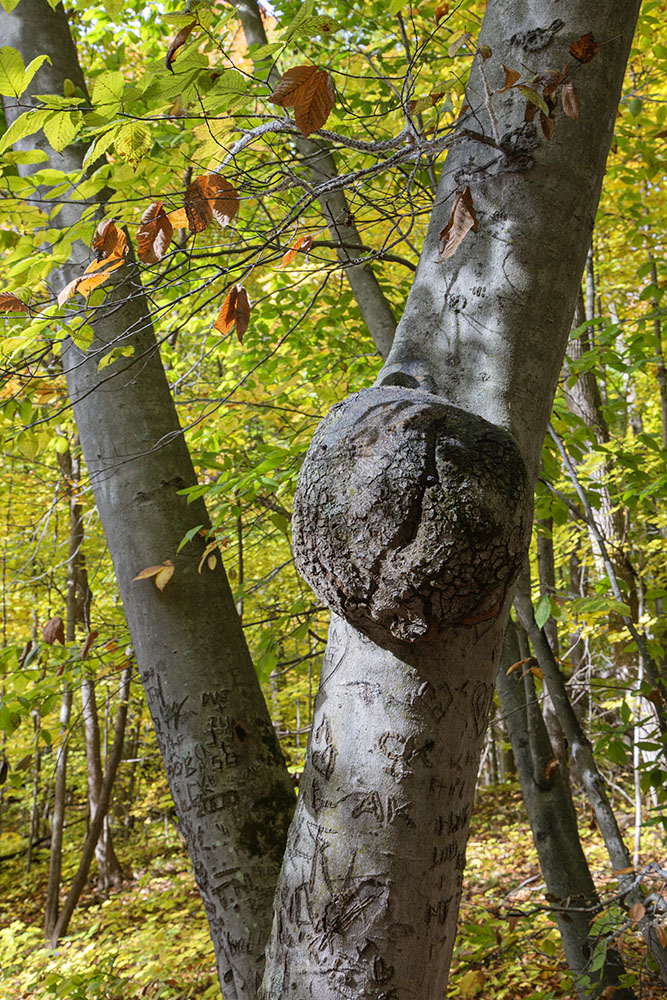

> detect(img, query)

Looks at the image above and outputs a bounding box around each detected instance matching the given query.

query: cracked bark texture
[294,387,530,649]
[265,2,641,996]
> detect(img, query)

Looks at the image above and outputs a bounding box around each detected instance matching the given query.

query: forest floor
[0,782,664,999]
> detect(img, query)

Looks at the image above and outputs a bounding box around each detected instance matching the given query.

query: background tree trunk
[497,623,633,1000]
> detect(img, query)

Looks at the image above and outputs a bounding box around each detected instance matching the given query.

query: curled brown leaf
[137,201,174,264]
[439,186,478,261]
[214,284,251,342]
[561,80,580,120]
[166,21,196,72]
[569,33,598,64]
[0,292,29,313]
[92,219,127,261]
[43,615,65,645]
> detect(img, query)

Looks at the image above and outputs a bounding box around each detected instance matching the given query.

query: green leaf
[22,54,51,92]
[82,125,123,169]
[518,86,550,116]
[93,70,125,109]
[97,345,135,370]
[0,46,25,98]
[177,524,205,552]
[284,15,341,40]
[114,122,152,166]
[0,108,52,154]
[534,594,552,629]
[32,93,85,107]
[607,740,627,766]
[43,110,82,152]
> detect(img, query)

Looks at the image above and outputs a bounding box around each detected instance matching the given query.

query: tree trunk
[497,623,633,999]
[535,516,571,790]
[44,683,73,939]
[50,665,132,946]
[81,675,124,889]
[514,572,667,984]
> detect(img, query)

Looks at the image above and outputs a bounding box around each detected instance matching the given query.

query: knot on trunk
[293,387,531,649]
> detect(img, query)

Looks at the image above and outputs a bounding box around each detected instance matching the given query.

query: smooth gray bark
[497,623,633,999]
[264,2,642,996]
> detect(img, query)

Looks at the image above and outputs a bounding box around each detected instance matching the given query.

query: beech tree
[0,0,647,998]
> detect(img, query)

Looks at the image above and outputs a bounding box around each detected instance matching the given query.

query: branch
[229,0,398,357]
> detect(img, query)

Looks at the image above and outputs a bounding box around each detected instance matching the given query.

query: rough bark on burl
[293,386,531,653]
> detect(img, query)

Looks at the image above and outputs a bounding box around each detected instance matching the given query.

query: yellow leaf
[133,559,175,591]
[155,561,175,591]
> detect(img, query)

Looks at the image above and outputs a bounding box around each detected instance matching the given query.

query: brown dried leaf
[657,925,667,949]
[439,186,478,261]
[561,80,580,120]
[545,759,559,779]
[58,250,125,307]
[498,65,521,93]
[92,219,127,261]
[435,2,449,23]
[478,44,492,60]
[215,285,238,335]
[524,100,538,123]
[613,867,635,876]
[270,65,335,137]
[569,33,598,64]
[204,174,240,228]
[80,629,99,661]
[234,286,250,342]
[281,234,314,268]
[167,207,188,229]
[43,615,65,645]
[0,292,29,313]
[166,21,196,72]
[184,176,213,234]
[540,111,555,141]
[628,902,645,925]
[137,201,174,264]
[214,284,250,342]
